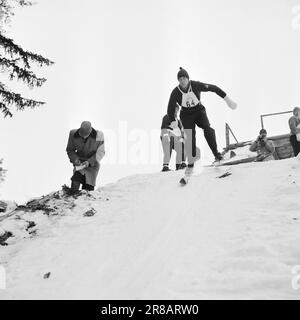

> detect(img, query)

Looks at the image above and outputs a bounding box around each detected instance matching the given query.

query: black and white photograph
[1,0,300,309]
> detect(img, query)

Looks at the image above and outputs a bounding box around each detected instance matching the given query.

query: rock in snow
[1,158,300,299]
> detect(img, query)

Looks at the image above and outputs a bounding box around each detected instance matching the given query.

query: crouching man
[249,128,275,161]
[66,121,105,192]
[160,105,186,172]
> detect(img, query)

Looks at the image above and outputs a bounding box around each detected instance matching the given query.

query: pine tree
[0,0,54,117]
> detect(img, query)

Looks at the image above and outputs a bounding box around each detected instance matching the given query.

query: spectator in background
[249,128,275,161]
[288,107,300,157]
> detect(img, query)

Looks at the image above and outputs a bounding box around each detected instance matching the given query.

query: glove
[224,95,237,110]
[74,159,81,166]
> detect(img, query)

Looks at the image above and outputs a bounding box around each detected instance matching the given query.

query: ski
[205,156,257,167]
[217,171,232,179]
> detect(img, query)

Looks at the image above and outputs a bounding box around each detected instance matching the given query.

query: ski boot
[212,152,224,166]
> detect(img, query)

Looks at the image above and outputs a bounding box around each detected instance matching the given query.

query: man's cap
[259,128,267,135]
[177,67,189,80]
[79,121,92,137]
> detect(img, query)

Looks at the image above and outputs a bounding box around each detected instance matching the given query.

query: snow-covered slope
[1,158,300,299]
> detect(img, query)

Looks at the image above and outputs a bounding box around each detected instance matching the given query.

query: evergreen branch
[17,0,34,6]
[0,101,12,117]
[0,1,53,118]
[0,81,45,116]
[0,32,54,68]
[0,0,33,27]
[0,55,47,87]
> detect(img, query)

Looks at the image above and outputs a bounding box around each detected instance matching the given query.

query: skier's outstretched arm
[198,82,227,98]
[198,82,237,110]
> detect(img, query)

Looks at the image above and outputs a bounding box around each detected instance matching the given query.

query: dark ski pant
[71,171,95,191]
[160,135,185,166]
[290,135,300,157]
[180,105,218,165]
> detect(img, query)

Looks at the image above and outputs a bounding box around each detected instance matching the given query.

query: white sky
[1,0,300,203]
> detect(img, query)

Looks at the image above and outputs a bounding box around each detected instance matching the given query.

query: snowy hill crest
[1,158,300,299]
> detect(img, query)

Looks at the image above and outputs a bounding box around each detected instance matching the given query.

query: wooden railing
[260,111,293,129]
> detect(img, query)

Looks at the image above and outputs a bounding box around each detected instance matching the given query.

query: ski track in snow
[1,158,300,299]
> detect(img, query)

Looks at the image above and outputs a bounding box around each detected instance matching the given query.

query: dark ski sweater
[167,80,227,122]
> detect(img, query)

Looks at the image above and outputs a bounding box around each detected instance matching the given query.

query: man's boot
[161,165,171,172]
[82,184,94,191]
[70,181,81,195]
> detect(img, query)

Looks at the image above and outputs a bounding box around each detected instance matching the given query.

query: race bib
[178,85,200,108]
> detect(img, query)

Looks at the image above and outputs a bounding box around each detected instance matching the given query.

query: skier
[167,67,237,173]
[160,105,187,171]
[66,121,105,193]
[288,107,300,157]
